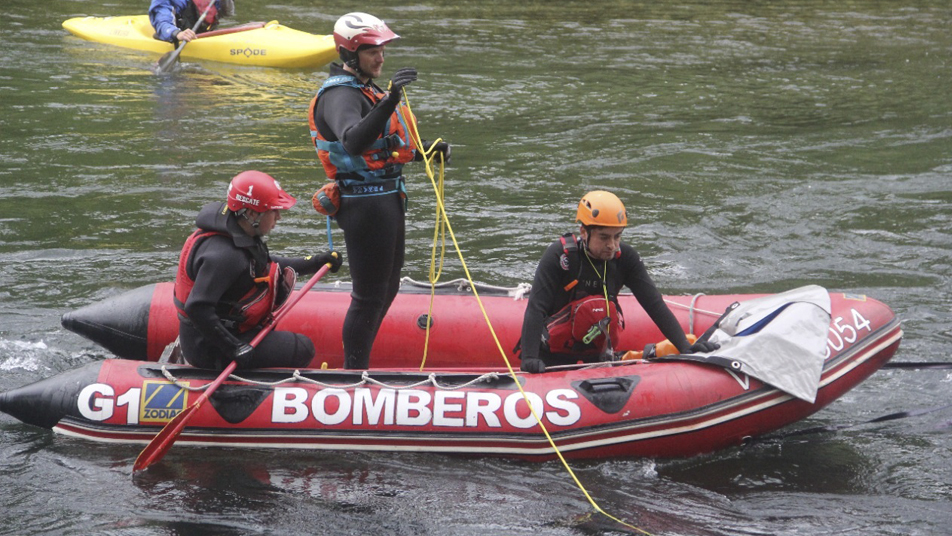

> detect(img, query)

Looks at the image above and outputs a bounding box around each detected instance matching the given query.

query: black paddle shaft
[155,1,215,73]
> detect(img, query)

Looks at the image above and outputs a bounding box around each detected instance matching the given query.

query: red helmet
[226,171,297,213]
[333,12,399,53]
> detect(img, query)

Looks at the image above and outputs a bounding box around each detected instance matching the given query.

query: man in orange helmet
[519,191,718,373]
[175,171,341,371]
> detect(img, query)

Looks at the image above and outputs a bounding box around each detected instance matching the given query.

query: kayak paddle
[154,1,215,74]
[133,259,335,473]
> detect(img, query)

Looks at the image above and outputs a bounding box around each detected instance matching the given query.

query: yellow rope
[420,145,447,370]
[583,249,614,342]
[400,89,652,536]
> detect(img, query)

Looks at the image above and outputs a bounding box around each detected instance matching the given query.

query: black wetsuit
[312,63,425,369]
[178,202,323,370]
[520,237,692,366]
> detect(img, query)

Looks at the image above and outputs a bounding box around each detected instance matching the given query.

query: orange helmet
[576,191,627,227]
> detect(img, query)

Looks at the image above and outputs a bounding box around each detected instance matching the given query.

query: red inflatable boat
[0,280,902,460]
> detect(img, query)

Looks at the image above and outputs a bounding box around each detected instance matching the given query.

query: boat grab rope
[317,276,535,299]
[405,274,715,337]
[399,276,533,300]
[159,365,501,392]
[294,370,502,391]
[399,89,653,536]
[663,292,724,335]
[157,360,644,392]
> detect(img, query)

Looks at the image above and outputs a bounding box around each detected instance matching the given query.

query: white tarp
[682,285,832,403]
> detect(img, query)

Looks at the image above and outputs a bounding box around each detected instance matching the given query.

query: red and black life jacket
[173,230,279,333]
[543,233,625,355]
[543,295,623,356]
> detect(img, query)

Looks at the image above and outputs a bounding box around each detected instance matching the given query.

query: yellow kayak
[62,15,337,69]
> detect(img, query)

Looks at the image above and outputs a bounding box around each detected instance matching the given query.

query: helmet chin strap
[581,239,594,258]
[236,209,264,237]
[578,226,590,250]
[340,49,366,78]
[341,46,381,80]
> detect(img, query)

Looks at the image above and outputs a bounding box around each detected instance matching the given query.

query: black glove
[688,340,720,354]
[387,67,417,102]
[422,140,451,164]
[233,343,254,368]
[315,251,343,273]
[520,357,546,374]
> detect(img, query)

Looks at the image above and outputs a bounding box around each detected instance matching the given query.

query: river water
[1,0,950,534]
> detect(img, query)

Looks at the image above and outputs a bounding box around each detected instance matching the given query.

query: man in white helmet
[307,12,450,370]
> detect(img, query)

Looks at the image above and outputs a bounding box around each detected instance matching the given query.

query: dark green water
[1,0,950,534]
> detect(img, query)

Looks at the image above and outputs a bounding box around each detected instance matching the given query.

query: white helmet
[333,12,399,53]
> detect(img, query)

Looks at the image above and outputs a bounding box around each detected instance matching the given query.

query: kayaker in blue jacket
[519,191,719,373]
[148,0,235,44]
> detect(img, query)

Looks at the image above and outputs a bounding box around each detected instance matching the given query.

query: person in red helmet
[307,12,450,370]
[518,191,719,374]
[174,171,342,371]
